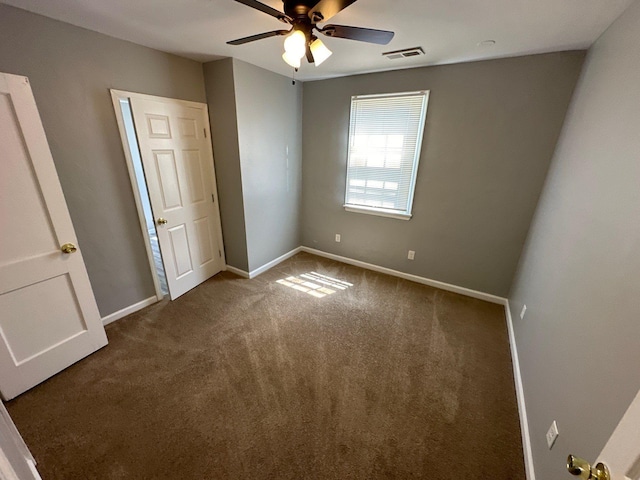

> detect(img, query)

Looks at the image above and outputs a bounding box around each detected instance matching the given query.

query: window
[344,91,429,220]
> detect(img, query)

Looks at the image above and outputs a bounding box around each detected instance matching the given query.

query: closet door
[129,94,224,299]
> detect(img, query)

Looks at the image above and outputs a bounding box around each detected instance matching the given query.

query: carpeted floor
[6,252,525,479]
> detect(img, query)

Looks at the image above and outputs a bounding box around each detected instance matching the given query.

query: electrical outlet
[335,234,341,243]
[520,304,527,320]
[408,250,415,260]
[546,421,559,449]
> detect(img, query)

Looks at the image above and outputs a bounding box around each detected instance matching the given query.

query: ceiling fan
[227,0,394,68]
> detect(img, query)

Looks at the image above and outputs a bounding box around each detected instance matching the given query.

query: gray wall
[301,52,585,297]
[508,1,640,478]
[203,59,250,271]
[232,60,303,271]
[0,5,208,316]
[203,59,302,273]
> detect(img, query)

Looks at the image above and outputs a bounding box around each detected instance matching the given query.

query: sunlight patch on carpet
[276,272,353,298]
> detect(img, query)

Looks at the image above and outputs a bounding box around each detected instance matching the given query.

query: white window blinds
[344,91,429,218]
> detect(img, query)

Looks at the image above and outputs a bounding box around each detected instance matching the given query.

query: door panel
[178,117,197,138]
[155,150,182,209]
[184,150,205,203]
[0,274,85,363]
[130,96,224,299]
[168,225,193,278]
[0,92,57,264]
[194,217,214,266]
[0,72,108,400]
[147,114,171,138]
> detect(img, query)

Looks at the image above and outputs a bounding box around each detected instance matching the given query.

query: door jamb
[110,89,164,301]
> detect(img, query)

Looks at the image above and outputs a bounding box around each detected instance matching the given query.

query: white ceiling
[1,0,634,81]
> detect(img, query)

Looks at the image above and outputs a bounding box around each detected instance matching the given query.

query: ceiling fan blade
[320,24,394,45]
[308,0,358,23]
[232,0,292,23]
[227,30,290,45]
[306,44,315,64]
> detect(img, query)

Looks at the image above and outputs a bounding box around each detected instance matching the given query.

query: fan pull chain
[292,67,298,85]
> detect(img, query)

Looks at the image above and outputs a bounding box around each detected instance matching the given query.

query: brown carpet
[6,252,525,479]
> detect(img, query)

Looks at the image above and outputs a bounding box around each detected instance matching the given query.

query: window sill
[344,205,412,221]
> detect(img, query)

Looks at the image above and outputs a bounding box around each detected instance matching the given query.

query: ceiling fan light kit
[228,0,394,69]
[310,37,332,65]
[282,29,307,67]
[284,29,307,57]
[282,50,302,68]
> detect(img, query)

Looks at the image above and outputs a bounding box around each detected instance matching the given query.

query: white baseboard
[504,300,536,480]
[249,247,302,278]
[225,247,302,280]
[225,245,504,306]
[101,295,159,326]
[224,265,249,278]
[300,246,506,305]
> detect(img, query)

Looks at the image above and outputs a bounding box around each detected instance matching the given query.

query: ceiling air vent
[382,47,425,60]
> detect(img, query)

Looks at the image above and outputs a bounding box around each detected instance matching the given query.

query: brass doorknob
[567,455,610,480]
[157,218,168,225]
[61,243,77,254]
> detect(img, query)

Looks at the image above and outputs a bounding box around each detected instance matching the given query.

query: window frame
[343,90,430,221]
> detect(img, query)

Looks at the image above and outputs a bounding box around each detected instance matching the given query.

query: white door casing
[0,72,108,400]
[0,402,40,479]
[597,388,640,480]
[127,93,224,300]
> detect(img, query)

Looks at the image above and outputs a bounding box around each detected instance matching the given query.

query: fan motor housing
[284,0,318,21]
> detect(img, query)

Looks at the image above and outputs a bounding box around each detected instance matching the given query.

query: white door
[0,402,40,479]
[596,388,640,479]
[129,94,224,300]
[0,72,108,400]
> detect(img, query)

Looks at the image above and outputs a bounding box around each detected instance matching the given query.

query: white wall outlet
[408,250,415,260]
[335,234,341,243]
[546,420,559,449]
[520,304,527,320]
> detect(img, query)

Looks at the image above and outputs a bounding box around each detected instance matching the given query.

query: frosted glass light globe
[283,30,306,59]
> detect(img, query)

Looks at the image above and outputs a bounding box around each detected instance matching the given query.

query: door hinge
[204,128,207,138]
[218,250,222,258]
[211,194,215,203]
